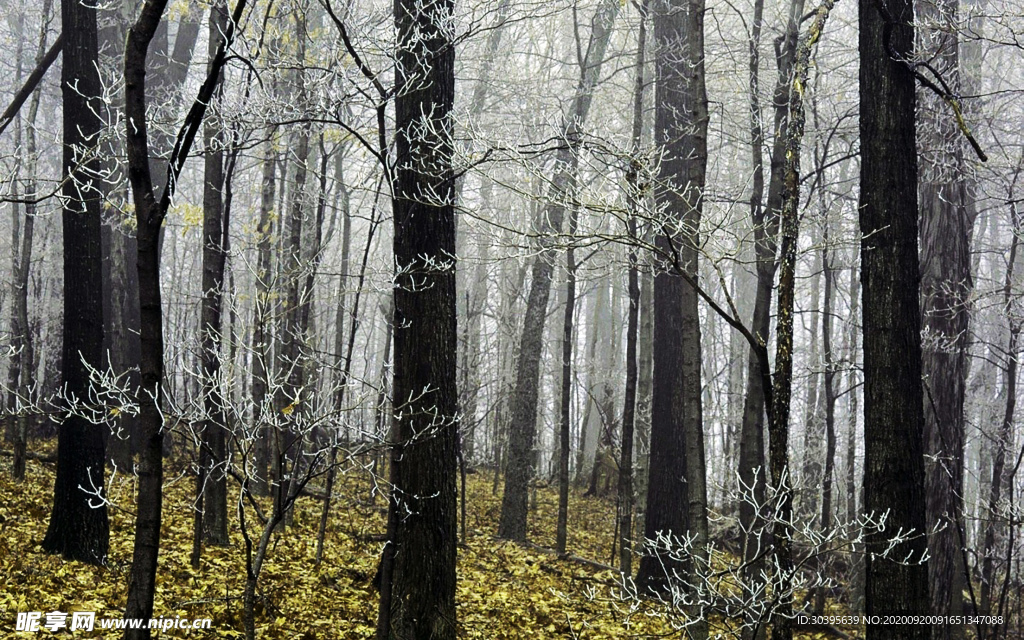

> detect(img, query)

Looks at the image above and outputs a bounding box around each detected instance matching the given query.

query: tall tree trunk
[812,224,838,614]
[497,0,620,541]
[578,280,609,485]
[980,200,1021,633]
[766,4,836,636]
[7,0,48,481]
[42,0,110,566]
[917,0,971,632]
[736,0,801,628]
[122,0,239,633]
[376,0,458,636]
[859,0,931,637]
[845,263,864,615]
[634,255,654,536]
[197,0,230,549]
[555,210,578,554]
[250,130,278,496]
[273,10,312,527]
[799,249,822,516]
[636,12,709,640]
[617,0,647,576]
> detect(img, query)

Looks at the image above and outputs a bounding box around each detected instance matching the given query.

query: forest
[0,0,1022,637]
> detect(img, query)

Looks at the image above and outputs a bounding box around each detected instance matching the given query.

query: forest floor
[1,447,851,638]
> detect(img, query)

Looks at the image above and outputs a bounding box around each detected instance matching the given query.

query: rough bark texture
[859,0,932,637]
[376,0,458,636]
[767,5,834,635]
[41,0,110,566]
[497,0,619,541]
[636,5,709,630]
[273,14,311,528]
[916,0,970,633]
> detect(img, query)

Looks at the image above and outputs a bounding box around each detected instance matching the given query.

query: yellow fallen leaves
[0,448,833,639]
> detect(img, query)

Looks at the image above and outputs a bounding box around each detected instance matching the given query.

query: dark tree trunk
[123,1,172,631]
[636,7,709,632]
[736,0,802,629]
[766,5,836,636]
[859,0,931,637]
[197,0,230,548]
[617,0,647,576]
[250,130,278,497]
[42,0,110,566]
[376,0,458,637]
[122,0,240,633]
[555,216,576,555]
[916,0,970,633]
[497,0,619,541]
[814,231,837,615]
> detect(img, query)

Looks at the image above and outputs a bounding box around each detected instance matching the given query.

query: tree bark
[250,129,278,497]
[767,5,836,637]
[859,0,932,637]
[916,0,971,633]
[41,0,110,566]
[272,11,311,528]
[736,0,802,628]
[636,10,709,638]
[376,0,458,636]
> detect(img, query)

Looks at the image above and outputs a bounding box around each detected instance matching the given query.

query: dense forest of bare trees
[2,0,1024,637]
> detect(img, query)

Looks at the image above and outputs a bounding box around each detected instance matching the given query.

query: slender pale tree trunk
[250,129,277,496]
[7,0,48,481]
[498,0,620,541]
[981,198,1022,636]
